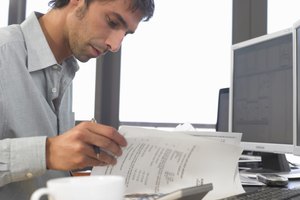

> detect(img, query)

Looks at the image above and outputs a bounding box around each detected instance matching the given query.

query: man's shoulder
[0,25,24,47]
[0,25,27,61]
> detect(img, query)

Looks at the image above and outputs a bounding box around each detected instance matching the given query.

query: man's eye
[106,16,118,29]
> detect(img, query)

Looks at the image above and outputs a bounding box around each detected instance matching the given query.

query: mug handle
[30,188,53,200]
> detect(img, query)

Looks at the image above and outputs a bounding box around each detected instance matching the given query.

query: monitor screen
[216,88,229,132]
[229,29,294,156]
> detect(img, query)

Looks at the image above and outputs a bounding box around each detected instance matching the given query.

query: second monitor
[229,28,294,173]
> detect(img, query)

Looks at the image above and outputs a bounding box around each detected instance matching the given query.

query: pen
[91,118,101,160]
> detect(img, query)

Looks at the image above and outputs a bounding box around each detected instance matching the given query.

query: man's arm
[0,137,47,187]
[0,122,127,187]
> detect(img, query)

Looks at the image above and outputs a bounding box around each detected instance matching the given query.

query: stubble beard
[70,5,91,62]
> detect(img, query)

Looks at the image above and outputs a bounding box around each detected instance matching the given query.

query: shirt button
[52,88,57,93]
[26,172,33,179]
[53,65,58,70]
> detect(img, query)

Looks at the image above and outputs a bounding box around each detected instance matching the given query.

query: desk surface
[243,177,300,194]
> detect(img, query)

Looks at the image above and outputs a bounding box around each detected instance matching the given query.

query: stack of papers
[92,126,245,200]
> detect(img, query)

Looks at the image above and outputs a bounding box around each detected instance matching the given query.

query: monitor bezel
[229,28,295,154]
[293,20,300,155]
[216,88,229,132]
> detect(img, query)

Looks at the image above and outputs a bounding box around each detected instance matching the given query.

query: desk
[242,177,300,198]
[219,180,300,200]
[71,170,91,176]
[239,161,300,198]
[73,167,300,199]
[71,167,92,176]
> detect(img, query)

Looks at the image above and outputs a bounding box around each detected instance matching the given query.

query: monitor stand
[240,152,300,179]
[247,153,290,173]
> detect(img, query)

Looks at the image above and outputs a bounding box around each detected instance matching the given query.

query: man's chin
[75,55,91,63]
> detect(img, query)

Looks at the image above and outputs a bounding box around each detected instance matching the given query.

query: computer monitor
[229,28,294,173]
[216,88,229,132]
[293,21,300,156]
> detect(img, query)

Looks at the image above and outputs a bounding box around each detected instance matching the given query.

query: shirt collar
[20,12,79,73]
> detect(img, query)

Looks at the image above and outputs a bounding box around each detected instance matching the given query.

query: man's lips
[91,45,101,57]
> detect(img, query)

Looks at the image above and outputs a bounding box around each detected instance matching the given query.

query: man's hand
[46,122,127,171]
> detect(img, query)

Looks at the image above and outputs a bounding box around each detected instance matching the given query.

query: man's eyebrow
[112,12,135,34]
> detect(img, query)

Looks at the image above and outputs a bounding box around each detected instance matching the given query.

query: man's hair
[48,0,154,21]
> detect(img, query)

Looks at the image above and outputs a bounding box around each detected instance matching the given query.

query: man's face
[65,0,143,62]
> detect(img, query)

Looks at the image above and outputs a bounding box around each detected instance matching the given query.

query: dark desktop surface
[238,171,300,200]
[236,154,300,193]
[243,180,300,192]
[234,182,300,200]
[240,160,300,194]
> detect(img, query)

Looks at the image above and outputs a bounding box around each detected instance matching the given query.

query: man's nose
[106,31,125,52]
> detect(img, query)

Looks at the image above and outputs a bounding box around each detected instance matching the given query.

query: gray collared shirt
[0,12,79,199]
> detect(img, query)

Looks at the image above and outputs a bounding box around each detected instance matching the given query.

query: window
[0,0,9,27]
[26,0,96,121]
[268,0,300,33]
[72,60,96,121]
[26,1,50,15]
[119,1,232,126]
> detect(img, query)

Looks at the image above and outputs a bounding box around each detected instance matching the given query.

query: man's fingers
[91,151,117,165]
[84,144,117,165]
[84,133,123,157]
[76,122,126,157]
[46,122,126,171]
[86,122,127,147]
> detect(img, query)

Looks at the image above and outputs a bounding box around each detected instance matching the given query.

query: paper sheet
[91,126,244,200]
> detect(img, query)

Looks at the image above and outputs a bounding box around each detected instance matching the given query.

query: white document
[91,126,244,200]
[178,130,242,145]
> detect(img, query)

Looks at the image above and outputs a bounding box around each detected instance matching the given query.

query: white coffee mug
[30,175,125,200]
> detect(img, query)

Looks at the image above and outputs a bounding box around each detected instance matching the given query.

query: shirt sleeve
[0,136,47,187]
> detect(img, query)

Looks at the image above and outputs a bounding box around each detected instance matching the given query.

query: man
[0,0,154,199]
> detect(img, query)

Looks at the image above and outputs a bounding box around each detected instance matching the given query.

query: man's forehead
[90,0,143,30]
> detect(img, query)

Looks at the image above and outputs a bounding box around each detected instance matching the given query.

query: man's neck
[39,9,72,64]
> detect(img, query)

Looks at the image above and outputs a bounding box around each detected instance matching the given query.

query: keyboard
[222,187,300,200]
